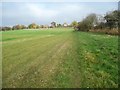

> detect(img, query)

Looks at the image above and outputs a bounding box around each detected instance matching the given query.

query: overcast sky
[1,0,118,26]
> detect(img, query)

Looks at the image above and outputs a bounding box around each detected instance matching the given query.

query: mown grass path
[2,28,118,88]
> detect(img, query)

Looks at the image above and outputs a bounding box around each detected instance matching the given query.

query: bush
[2,27,12,31]
[89,29,119,35]
[76,21,90,32]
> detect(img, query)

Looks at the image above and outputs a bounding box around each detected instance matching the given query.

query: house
[63,23,68,27]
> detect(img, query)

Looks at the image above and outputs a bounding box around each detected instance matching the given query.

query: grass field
[2,28,118,88]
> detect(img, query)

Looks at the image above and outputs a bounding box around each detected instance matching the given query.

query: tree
[57,24,62,27]
[76,21,89,31]
[21,25,27,29]
[76,13,98,31]
[104,10,120,29]
[36,25,40,29]
[0,27,1,31]
[71,21,78,27]
[28,23,38,29]
[41,25,44,28]
[12,24,27,30]
[94,22,106,30]
[84,13,98,29]
[2,27,12,31]
[12,25,22,30]
[51,22,56,27]
[94,15,106,29]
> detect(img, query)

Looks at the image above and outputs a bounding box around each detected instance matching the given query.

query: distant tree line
[74,10,120,35]
[1,10,119,35]
[0,22,70,31]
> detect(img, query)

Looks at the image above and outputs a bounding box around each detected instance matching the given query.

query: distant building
[63,23,68,27]
[44,25,49,28]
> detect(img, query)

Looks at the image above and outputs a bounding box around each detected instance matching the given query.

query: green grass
[2,28,118,88]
